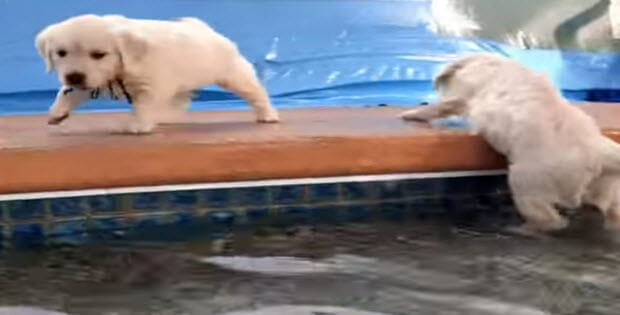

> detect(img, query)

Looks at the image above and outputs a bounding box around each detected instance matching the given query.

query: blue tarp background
[1,0,620,115]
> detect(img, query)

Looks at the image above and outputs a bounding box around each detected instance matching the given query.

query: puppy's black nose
[65,72,86,86]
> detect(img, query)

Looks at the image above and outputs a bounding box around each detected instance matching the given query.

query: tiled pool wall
[0,173,516,249]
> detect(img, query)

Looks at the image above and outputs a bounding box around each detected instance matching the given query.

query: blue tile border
[307,184,340,202]
[0,174,513,249]
[235,187,270,206]
[342,182,380,200]
[273,185,306,204]
[169,191,199,209]
[205,189,232,208]
[50,198,85,218]
[0,201,6,223]
[379,182,405,199]
[88,195,118,213]
[132,192,164,211]
[8,200,46,220]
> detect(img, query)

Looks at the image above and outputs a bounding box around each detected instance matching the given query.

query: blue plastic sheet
[1,0,619,115]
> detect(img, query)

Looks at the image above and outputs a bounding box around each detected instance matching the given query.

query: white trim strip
[0,170,506,202]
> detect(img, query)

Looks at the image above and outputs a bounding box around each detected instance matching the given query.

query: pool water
[1,209,619,315]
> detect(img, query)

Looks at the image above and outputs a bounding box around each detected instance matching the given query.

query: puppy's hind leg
[508,165,568,233]
[400,98,466,122]
[153,92,192,124]
[584,174,620,230]
[218,58,279,123]
[122,92,174,134]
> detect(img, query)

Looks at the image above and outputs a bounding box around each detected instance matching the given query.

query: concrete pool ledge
[1,105,619,195]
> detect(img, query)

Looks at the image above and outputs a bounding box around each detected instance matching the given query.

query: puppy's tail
[599,136,620,172]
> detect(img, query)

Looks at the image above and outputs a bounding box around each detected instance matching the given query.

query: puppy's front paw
[122,119,155,135]
[256,108,280,123]
[605,219,620,231]
[400,109,428,121]
[503,225,551,239]
[48,113,70,125]
[524,216,569,233]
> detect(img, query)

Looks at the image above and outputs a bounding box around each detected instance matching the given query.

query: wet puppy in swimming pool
[401,53,620,234]
[35,14,279,133]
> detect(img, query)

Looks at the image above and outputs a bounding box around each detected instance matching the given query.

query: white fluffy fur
[35,14,279,133]
[611,0,620,38]
[401,53,620,233]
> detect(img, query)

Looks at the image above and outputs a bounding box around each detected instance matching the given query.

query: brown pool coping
[1,105,620,195]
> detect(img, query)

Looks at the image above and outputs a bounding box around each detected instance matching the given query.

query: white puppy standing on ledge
[35,14,279,133]
[401,53,620,234]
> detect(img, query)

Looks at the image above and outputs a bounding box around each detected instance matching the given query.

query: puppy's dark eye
[90,51,107,60]
[57,50,67,58]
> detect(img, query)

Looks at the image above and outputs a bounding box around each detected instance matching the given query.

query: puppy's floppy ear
[110,25,148,70]
[35,25,56,72]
